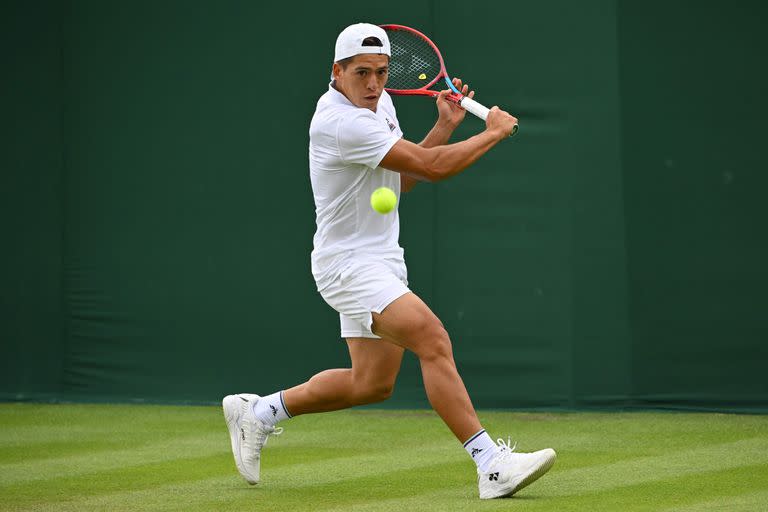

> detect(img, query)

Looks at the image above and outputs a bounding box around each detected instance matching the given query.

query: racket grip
[459,96,518,137]
[459,96,489,120]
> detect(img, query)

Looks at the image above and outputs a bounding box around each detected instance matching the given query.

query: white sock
[463,429,500,473]
[252,391,292,427]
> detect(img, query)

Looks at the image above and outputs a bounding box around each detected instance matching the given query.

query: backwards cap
[334,23,391,62]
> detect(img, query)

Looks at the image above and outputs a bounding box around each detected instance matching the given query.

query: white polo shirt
[309,83,405,290]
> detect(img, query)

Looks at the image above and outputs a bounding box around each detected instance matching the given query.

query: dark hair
[362,36,383,47]
[336,36,385,69]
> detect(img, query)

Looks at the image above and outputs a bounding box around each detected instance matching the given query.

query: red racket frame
[380,24,464,103]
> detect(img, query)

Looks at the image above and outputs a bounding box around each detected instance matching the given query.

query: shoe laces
[495,437,518,463]
[253,423,284,449]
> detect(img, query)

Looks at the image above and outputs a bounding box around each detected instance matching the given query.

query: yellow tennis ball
[370,187,397,214]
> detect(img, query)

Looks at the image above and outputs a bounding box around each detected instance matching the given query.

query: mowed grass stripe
[0,403,223,435]
[661,488,768,512]
[1,453,229,508]
[548,437,768,496]
[2,477,239,512]
[533,463,768,512]
[262,440,464,487]
[0,438,155,465]
[0,433,223,486]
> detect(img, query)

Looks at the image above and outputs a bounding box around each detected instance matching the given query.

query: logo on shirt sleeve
[385,117,397,132]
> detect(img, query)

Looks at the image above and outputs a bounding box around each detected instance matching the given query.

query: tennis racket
[380,24,518,136]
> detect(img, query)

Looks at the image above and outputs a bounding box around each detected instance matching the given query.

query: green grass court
[2,404,767,511]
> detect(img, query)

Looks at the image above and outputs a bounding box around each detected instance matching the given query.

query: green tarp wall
[2,1,766,411]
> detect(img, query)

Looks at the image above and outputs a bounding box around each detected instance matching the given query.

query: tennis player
[223,23,556,500]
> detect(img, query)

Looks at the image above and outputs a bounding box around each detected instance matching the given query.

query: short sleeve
[337,111,398,169]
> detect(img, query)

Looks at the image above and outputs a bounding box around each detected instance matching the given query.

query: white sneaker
[222,393,283,485]
[477,439,556,499]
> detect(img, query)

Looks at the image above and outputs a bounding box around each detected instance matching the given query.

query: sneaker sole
[222,394,259,485]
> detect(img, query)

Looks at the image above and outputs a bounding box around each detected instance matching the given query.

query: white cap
[334,23,391,62]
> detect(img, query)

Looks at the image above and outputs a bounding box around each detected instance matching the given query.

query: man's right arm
[380,107,518,183]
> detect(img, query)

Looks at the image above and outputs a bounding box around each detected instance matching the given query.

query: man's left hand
[436,78,474,128]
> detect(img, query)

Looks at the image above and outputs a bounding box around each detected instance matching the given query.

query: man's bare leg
[371,292,482,443]
[282,338,404,415]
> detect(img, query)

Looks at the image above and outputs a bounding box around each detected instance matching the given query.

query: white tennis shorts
[319,259,410,339]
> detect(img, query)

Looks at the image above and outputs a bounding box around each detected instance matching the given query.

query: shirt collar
[327,81,354,106]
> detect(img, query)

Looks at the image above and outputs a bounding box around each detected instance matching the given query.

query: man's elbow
[422,162,449,183]
[398,146,447,183]
[421,147,457,183]
[420,153,446,183]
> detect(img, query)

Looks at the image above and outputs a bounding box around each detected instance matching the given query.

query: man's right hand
[485,106,518,140]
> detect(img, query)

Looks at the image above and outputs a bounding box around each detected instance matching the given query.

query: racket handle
[458,96,489,119]
[459,96,519,137]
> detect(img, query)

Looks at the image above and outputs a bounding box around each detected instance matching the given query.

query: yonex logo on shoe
[471,448,483,457]
[488,472,499,481]
[240,428,245,441]
[270,405,278,417]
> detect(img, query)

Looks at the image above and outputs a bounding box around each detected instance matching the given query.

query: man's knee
[354,380,395,405]
[413,321,453,362]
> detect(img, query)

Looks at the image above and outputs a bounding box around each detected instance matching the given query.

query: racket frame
[381,23,517,135]
[379,24,462,100]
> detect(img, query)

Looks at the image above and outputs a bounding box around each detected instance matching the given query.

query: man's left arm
[402,78,474,192]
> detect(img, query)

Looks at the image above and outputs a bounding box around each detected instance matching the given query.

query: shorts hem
[363,285,410,333]
[341,331,382,340]
[370,287,410,315]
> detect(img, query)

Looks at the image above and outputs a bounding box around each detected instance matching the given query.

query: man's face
[333,54,389,111]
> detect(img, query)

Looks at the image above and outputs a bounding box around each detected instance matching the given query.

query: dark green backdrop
[2,1,766,411]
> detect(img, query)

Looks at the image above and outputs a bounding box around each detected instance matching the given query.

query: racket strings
[385,29,442,90]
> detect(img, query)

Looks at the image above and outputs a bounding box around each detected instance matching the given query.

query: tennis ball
[370,187,397,214]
